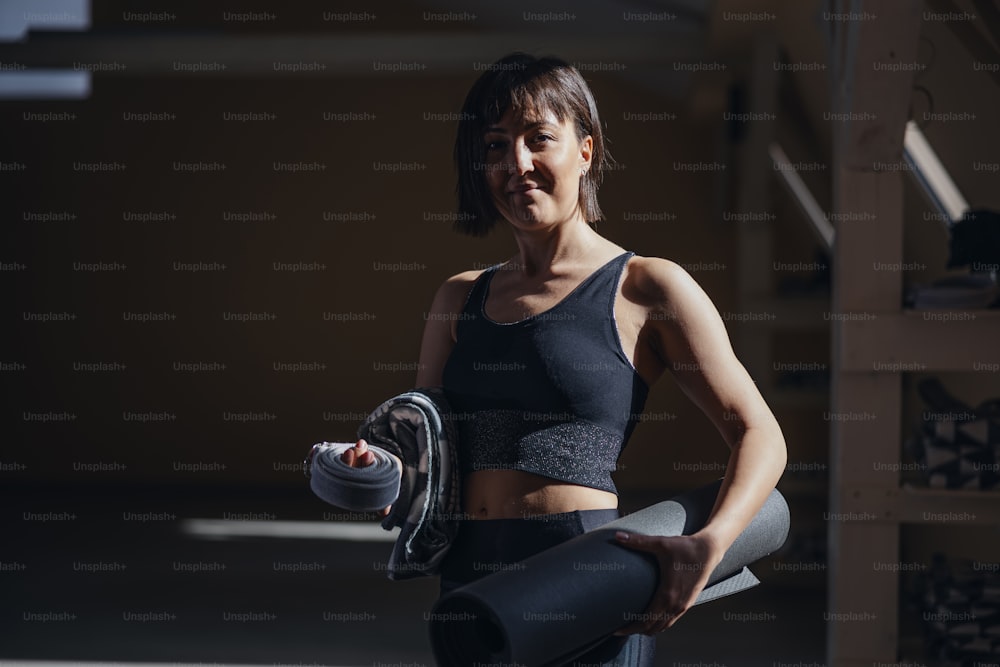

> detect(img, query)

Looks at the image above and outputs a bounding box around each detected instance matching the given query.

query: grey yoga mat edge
[429,480,789,666]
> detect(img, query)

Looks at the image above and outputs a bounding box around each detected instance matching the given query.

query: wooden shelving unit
[827,2,999,665]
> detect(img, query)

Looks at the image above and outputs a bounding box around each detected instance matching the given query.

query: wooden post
[828,2,923,665]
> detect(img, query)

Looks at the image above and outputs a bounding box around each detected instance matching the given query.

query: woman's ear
[579,134,594,172]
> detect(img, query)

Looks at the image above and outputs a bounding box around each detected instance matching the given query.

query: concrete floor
[1,483,826,666]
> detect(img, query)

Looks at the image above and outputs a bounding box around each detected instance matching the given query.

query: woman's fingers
[330,440,392,518]
[339,438,375,467]
[356,438,375,466]
[610,532,712,635]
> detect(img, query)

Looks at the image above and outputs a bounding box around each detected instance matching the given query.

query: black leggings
[438,509,656,667]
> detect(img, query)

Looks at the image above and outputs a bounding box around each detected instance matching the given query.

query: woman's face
[482,107,592,230]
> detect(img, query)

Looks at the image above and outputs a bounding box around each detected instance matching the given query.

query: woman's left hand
[610,531,723,636]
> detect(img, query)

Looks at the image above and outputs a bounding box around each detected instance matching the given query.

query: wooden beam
[839,311,1000,372]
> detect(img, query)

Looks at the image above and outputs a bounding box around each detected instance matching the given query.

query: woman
[342,52,787,665]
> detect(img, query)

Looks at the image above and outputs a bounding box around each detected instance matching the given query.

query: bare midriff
[462,469,618,519]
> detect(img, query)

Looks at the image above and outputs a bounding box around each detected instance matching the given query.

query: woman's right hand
[339,438,394,518]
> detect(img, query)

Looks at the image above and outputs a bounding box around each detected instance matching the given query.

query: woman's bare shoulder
[624,254,699,304]
[416,268,489,385]
[429,268,487,314]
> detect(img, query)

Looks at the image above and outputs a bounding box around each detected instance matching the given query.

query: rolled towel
[429,479,790,666]
[307,442,401,513]
[304,388,460,579]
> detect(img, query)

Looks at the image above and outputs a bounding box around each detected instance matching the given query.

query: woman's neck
[506,217,607,277]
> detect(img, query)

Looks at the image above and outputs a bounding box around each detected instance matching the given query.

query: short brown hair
[453,52,611,236]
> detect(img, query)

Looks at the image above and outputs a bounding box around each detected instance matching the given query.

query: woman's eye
[485,141,505,151]
[534,134,553,143]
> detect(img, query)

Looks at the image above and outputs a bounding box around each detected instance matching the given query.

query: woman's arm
[615,257,787,635]
[340,270,480,511]
[414,270,481,387]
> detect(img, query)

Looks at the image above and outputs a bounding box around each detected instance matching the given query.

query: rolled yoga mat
[429,479,790,667]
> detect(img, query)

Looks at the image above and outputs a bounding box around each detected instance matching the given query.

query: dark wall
[2,8,746,491]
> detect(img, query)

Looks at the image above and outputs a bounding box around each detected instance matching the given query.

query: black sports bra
[441,251,650,494]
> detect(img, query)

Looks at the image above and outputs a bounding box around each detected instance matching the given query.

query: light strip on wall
[0,0,89,40]
[0,0,91,99]
[0,70,90,98]
[902,120,969,226]
[769,142,835,250]
[179,518,398,542]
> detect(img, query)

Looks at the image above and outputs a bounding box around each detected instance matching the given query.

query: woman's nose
[510,141,533,175]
